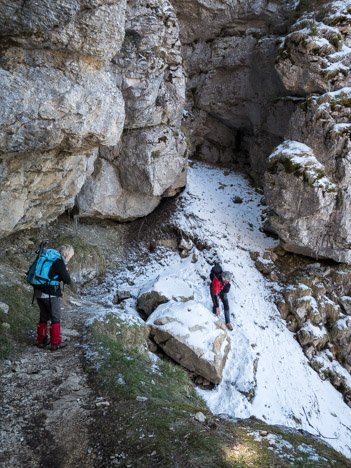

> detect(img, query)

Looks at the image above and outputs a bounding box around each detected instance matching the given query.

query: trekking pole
[232,278,240,289]
[36,240,48,257]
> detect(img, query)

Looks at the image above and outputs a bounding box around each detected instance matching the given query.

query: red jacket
[210,276,229,295]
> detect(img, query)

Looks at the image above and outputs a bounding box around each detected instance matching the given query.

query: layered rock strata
[276,263,351,407]
[265,1,351,263]
[77,0,187,220]
[0,0,187,237]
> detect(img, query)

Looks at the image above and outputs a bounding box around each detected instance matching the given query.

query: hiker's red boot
[37,322,48,346]
[50,323,62,348]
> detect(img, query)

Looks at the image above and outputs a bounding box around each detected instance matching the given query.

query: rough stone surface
[137,276,194,317]
[265,1,351,263]
[77,0,187,220]
[147,301,230,384]
[174,0,297,180]
[0,0,187,238]
[275,261,351,406]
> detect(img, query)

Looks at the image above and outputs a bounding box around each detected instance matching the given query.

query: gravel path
[0,299,100,468]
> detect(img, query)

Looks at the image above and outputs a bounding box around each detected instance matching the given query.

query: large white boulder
[138,276,194,317]
[147,301,231,384]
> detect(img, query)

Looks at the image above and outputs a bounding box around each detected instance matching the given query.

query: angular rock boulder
[147,301,231,384]
[138,276,194,317]
[264,140,347,262]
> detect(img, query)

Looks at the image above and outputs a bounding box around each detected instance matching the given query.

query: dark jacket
[34,258,71,297]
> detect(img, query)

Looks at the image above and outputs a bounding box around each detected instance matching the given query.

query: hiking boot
[37,336,50,348]
[226,323,233,331]
[50,342,68,351]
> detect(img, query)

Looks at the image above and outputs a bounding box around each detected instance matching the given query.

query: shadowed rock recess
[1,0,351,265]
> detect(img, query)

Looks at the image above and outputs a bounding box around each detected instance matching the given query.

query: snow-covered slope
[103,162,351,458]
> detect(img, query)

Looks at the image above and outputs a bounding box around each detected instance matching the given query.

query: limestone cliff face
[171,0,297,180]
[0,0,186,236]
[264,1,351,263]
[1,0,351,268]
[77,0,187,221]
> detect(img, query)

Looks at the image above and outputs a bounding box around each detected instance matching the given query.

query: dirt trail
[0,300,100,468]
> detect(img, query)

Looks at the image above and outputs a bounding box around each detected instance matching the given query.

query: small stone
[96,401,110,408]
[255,259,273,275]
[180,249,189,258]
[195,412,206,423]
[148,341,158,353]
[136,396,148,402]
[233,196,243,204]
[117,290,132,301]
[2,322,10,330]
[269,272,279,282]
[179,238,193,251]
[250,251,260,261]
[276,301,290,320]
[0,302,9,314]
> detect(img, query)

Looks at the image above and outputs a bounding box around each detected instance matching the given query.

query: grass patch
[330,98,351,111]
[0,284,36,360]
[89,315,229,467]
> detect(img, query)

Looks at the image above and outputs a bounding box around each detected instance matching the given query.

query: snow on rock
[268,140,337,192]
[340,296,351,315]
[296,322,329,349]
[265,140,342,261]
[138,276,194,317]
[147,301,230,384]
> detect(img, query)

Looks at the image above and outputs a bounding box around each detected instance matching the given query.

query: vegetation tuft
[54,234,106,284]
[0,284,36,360]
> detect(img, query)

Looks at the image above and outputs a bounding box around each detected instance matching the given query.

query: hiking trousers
[210,290,230,324]
[36,296,61,323]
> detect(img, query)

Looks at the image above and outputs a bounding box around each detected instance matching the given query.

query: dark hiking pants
[210,290,230,324]
[37,296,61,324]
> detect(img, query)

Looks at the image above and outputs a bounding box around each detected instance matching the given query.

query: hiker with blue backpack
[210,265,233,331]
[27,243,74,351]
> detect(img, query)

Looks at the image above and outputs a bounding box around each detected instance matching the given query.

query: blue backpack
[27,249,61,287]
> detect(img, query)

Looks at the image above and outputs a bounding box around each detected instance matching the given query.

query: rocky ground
[0,298,101,467]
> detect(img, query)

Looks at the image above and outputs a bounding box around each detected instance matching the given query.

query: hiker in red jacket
[210,270,233,331]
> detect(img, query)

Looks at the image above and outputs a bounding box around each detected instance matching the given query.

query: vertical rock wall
[171,0,297,180]
[264,0,351,263]
[0,0,187,236]
[77,0,187,221]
